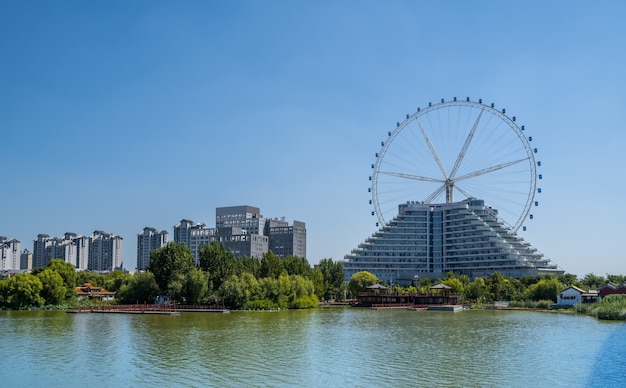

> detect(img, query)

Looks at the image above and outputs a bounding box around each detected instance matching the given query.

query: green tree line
[347,270,625,305]
[0,242,345,310]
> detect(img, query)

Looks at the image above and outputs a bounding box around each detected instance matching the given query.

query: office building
[174,206,305,262]
[216,206,266,235]
[265,218,306,259]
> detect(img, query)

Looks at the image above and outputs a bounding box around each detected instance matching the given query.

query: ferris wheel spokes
[379,171,444,183]
[449,108,484,180]
[417,119,448,179]
[423,184,447,204]
[454,157,529,182]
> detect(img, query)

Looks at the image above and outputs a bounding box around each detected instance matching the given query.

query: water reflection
[1,309,624,387]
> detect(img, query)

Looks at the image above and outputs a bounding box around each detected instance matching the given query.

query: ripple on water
[1,308,625,387]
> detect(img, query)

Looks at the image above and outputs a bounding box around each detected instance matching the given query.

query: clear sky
[1,1,625,278]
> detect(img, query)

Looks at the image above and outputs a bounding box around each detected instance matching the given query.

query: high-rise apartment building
[32,234,77,268]
[173,219,211,263]
[344,198,562,285]
[137,227,168,270]
[173,219,206,248]
[0,236,21,271]
[88,230,123,271]
[65,233,89,270]
[33,234,51,268]
[20,249,32,270]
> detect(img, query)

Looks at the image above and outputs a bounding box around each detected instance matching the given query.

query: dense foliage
[346,270,618,305]
[348,271,379,294]
[2,246,624,313]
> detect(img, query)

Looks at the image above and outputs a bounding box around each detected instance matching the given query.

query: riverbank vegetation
[347,270,626,320]
[573,294,626,320]
[348,270,573,304]
[1,246,623,314]
[349,270,625,308]
[0,242,345,311]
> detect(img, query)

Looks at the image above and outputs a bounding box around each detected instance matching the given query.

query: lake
[1,308,625,387]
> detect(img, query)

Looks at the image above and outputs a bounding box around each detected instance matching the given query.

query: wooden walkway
[68,304,180,315]
[68,304,230,315]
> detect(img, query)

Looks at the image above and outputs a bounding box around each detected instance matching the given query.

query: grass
[574,294,626,320]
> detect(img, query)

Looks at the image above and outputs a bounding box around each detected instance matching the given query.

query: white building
[67,234,90,271]
[137,227,168,270]
[88,230,123,271]
[0,236,21,271]
[557,286,598,305]
[344,198,562,285]
[32,234,77,268]
[556,286,585,305]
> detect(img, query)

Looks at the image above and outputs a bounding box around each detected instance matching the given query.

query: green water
[1,308,625,387]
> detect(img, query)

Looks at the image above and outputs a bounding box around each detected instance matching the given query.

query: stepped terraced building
[343,198,562,285]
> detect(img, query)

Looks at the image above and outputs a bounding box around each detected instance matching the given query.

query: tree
[581,273,606,289]
[149,242,194,293]
[488,272,505,301]
[467,277,487,302]
[558,273,578,287]
[317,258,344,301]
[76,270,103,287]
[284,274,318,309]
[6,273,44,309]
[37,269,67,305]
[198,241,237,291]
[348,271,378,295]
[312,268,326,300]
[46,259,77,299]
[259,251,283,279]
[525,277,562,302]
[236,255,260,278]
[46,259,78,288]
[607,274,626,284]
[282,255,312,278]
[167,273,186,302]
[221,273,260,309]
[116,271,159,304]
[418,277,433,294]
[0,279,9,307]
[103,270,132,293]
[184,268,210,305]
[442,277,464,294]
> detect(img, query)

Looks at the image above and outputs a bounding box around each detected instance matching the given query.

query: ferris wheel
[370,98,541,233]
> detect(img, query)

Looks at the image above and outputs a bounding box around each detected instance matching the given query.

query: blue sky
[1,1,625,277]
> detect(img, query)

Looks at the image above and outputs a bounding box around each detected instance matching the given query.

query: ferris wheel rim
[371,98,538,232]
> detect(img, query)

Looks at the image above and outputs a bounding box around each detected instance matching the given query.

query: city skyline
[2,2,625,277]
[2,204,305,271]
